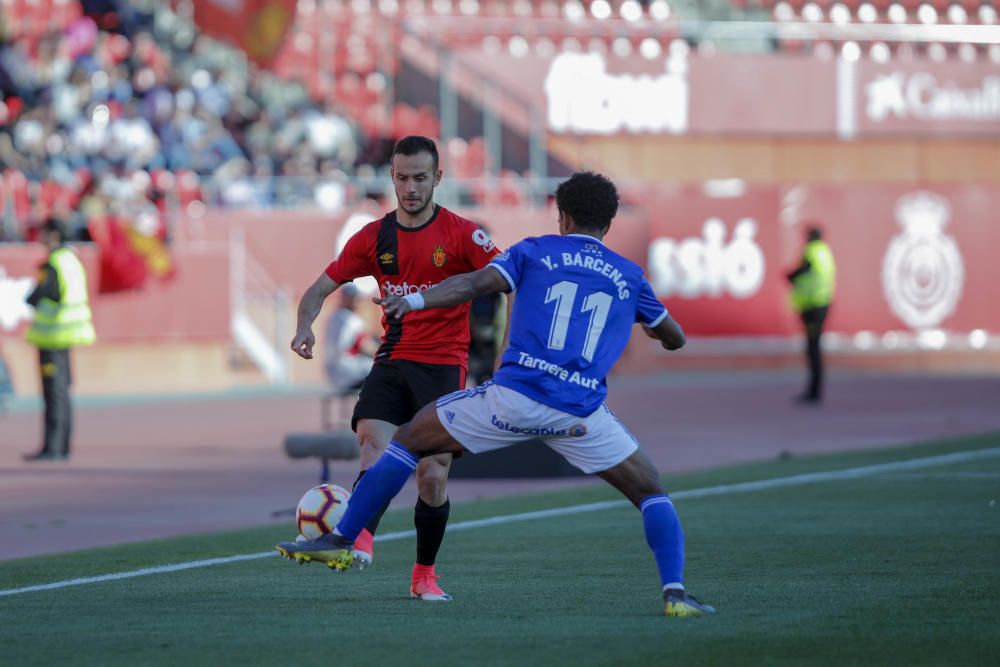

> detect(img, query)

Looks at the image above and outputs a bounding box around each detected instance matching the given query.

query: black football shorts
[351,358,465,431]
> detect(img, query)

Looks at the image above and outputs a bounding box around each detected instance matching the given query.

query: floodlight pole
[483,83,501,179]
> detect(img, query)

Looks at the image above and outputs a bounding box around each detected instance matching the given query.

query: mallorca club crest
[432,245,447,268]
[881,192,964,329]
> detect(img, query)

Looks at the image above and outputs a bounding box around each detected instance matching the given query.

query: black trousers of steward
[39,348,72,456]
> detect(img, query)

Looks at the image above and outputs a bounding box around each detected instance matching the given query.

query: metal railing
[195,174,567,211]
[229,227,290,383]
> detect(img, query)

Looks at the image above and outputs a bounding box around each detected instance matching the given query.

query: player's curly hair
[555,171,620,232]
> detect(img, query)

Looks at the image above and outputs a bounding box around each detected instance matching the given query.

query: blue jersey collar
[566,233,606,245]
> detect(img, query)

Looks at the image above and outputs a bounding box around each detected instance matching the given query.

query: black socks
[354,469,451,565]
[414,497,450,566]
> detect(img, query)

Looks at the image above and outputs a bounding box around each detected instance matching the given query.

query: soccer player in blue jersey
[276,172,715,617]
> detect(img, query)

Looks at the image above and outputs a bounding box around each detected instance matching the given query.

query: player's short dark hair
[807,226,823,241]
[555,171,620,232]
[391,135,439,171]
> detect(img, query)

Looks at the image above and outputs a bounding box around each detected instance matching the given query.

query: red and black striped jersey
[325,205,502,368]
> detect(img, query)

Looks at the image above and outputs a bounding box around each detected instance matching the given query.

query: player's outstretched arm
[291,272,340,359]
[377,266,509,319]
[642,313,686,351]
[494,292,513,371]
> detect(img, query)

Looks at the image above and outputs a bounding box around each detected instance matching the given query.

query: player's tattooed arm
[377,266,509,318]
[291,272,340,359]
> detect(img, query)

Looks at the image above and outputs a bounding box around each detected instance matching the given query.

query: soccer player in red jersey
[289,136,502,600]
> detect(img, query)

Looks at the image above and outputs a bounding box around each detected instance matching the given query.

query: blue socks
[640,495,685,589]
[333,446,687,590]
[335,442,418,541]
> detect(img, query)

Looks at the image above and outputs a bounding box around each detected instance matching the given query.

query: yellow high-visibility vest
[25,247,96,350]
[790,240,836,312]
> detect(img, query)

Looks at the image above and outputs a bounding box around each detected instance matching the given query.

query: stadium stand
[0,0,365,245]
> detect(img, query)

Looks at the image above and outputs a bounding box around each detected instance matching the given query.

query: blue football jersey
[489,234,668,416]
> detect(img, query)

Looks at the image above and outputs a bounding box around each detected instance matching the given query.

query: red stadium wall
[2,185,994,393]
[547,134,1000,185]
[455,49,1000,139]
[0,244,229,343]
[2,187,994,344]
[456,47,1000,195]
[639,184,996,339]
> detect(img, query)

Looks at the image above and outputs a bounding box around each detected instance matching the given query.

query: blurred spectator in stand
[786,225,836,405]
[215,157,257,207]
[323,283,377,393]
[81,0,151,37]
[0,39,38,103]
[0,0,372,244]
[315,161,349,212]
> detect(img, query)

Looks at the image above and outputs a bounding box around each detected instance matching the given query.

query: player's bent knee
[598,453,666,508]
[417,475,446,498]
[358,435,386,456]
[415,463,449,505]
[416,454,451,481]
[634,474,666,502]
[355,419,396,461]
[637,481,667,502]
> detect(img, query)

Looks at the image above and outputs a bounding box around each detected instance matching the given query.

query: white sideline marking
[884,472,1000,480]
[2,446,998,598]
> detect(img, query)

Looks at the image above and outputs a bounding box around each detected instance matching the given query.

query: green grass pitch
[2,434,999,666]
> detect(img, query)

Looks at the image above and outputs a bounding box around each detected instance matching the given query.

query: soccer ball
[295,484,351,540]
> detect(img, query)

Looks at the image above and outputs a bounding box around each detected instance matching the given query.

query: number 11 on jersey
[544,280,612,362]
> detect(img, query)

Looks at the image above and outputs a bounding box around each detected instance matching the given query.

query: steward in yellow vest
[789,238,836,314]
[787,226,836,404]
[25,246,96,350]
[23,218,95,461]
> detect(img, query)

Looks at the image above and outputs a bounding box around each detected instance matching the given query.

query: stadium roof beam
[400,15,1000,46]
[689,20,1000,46]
